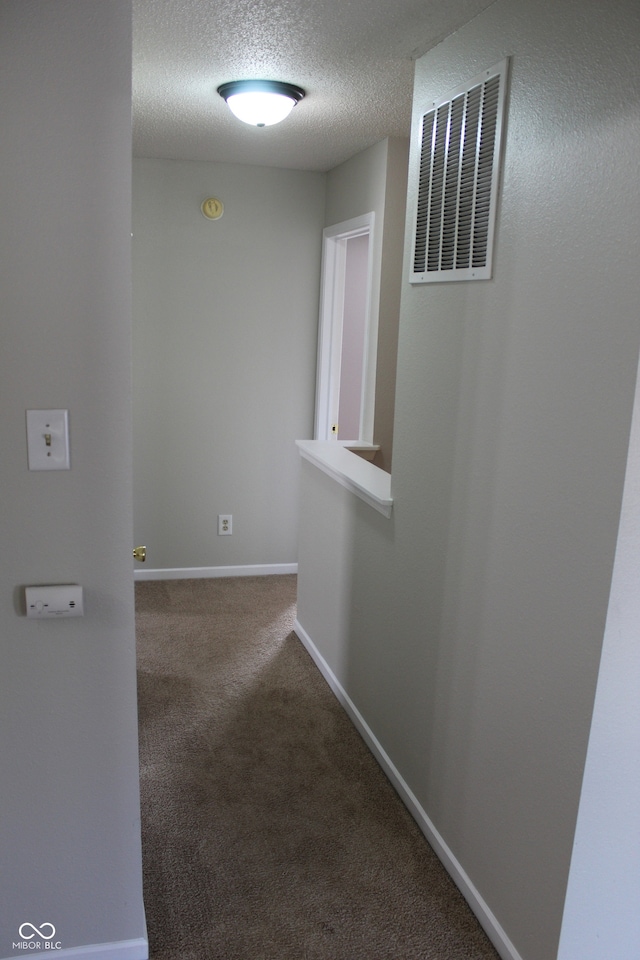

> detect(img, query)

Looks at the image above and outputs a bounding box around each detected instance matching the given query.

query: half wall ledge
[296,440,393,518]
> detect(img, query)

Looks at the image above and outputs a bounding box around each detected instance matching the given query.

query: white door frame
[314,212,376,442]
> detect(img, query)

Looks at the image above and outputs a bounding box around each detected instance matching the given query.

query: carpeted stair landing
[136,575,500,960]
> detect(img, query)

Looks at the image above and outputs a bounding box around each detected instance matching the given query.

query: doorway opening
[315,213,376,443]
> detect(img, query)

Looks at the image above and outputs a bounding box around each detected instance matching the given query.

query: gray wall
[0,1,147,956]
[296,1,640,958]
[132,159,325,571]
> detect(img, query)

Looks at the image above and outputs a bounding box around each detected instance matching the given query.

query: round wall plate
[201,197,224,220]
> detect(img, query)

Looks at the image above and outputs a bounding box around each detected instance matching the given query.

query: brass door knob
[133,545,147,562]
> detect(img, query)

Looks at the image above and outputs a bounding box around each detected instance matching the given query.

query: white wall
[0,1,147,957]
[338,233,369,440]
[557,365,640,958]
[132,159,325,573]
[296,1,640,959]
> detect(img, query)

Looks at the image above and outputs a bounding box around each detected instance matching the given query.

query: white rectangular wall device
[25,584,84,618]
[26,409,70,470]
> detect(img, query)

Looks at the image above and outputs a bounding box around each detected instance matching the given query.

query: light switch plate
[26,409,70,470]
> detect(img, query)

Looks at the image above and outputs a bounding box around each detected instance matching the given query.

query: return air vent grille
[410,60,509,283]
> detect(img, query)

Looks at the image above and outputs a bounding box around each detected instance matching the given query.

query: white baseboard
[134,563,297,581]
[293,618,524,960]
[2,938,148,960]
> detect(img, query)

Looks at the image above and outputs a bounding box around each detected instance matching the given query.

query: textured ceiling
[133,0,496,172]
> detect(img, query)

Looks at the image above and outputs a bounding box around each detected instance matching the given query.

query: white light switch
[25,585,84,618]
[26,409,70,470]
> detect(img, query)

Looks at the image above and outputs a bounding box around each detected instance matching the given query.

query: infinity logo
[18,923,56,940]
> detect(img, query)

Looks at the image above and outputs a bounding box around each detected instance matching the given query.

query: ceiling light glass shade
[217,80,305,127]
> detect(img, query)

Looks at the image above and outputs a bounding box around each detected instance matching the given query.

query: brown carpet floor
[135,575,500,960]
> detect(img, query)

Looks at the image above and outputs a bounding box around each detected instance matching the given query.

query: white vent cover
[410,59,509,283]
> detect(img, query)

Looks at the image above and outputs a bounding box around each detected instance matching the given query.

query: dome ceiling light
[217,80,305,127]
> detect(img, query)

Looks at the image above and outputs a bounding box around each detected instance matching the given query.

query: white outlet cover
[218,514,233,535]
[27,409,70,470]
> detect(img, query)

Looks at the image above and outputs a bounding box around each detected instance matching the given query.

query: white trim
[293,618,524,960]
[296,439,392,517]
[2,938,148,960]
[134,563,297,581]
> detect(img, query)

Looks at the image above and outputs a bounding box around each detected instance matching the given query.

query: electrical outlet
[218,514,232,535]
